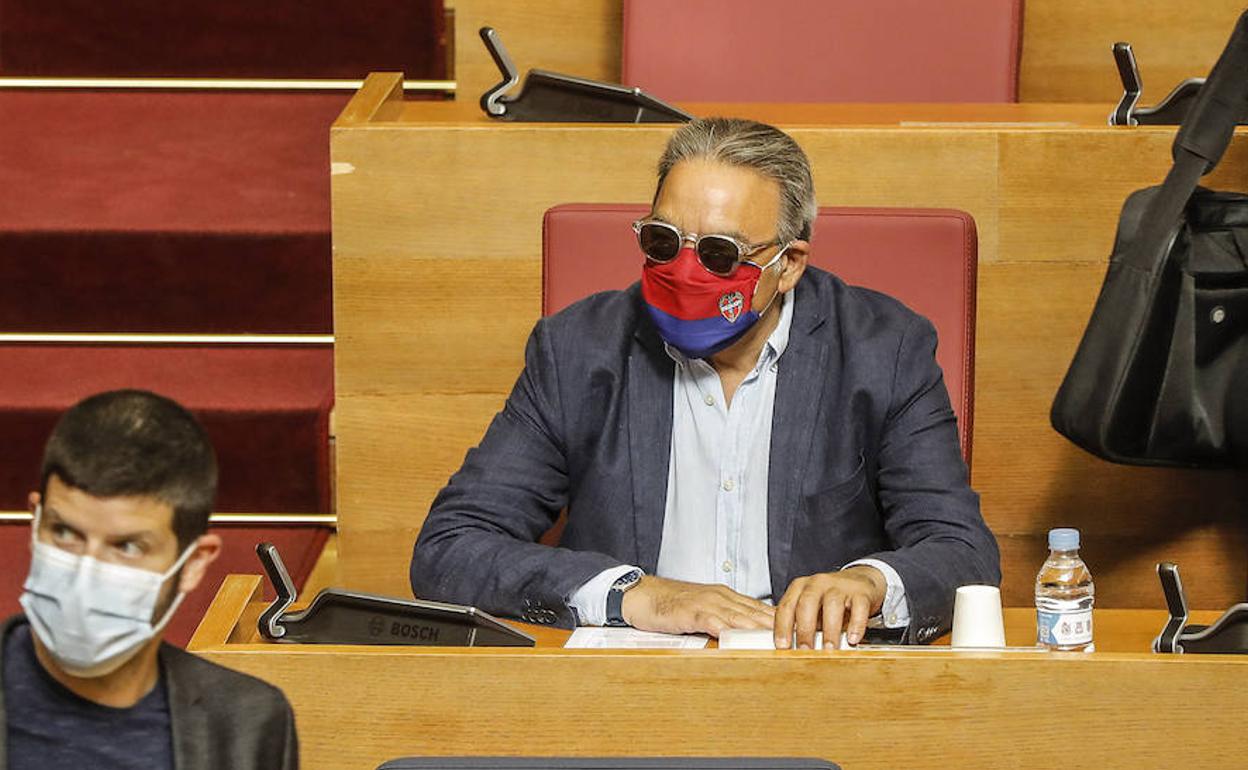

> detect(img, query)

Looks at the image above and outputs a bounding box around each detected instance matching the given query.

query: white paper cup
[950,584,1006,648]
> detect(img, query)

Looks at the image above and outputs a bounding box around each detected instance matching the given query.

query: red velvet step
[0,0,446,80]
[0,90,343,333]
[0,344,333,513]
[0,521,331,648]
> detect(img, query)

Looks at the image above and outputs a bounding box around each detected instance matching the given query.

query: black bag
[1051,11,1248,468]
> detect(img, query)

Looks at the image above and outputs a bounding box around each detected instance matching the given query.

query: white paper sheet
[719,629,846,649]
[564,628,710,649]
[718,628,1050,652]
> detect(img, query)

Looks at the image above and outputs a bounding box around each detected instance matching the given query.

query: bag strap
[1123,10,1248,271]
[1174,9,1248,172]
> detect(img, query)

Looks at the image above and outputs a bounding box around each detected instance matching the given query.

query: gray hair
[656,117,817,243]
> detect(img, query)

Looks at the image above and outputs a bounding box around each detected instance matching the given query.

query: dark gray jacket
[0,615,298,770]
[412,267,1001,642]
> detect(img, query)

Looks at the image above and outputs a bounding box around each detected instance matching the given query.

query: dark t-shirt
[3,621,174,770]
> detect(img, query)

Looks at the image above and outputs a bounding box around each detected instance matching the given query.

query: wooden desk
[330,76,1248,613]
[192,575,1246,770]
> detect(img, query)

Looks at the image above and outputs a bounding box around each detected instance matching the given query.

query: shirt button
[722,561,733,573]
[722,478,734,491]
[888,615,898,626]
[703,394,715,406]
[770,363,779,373]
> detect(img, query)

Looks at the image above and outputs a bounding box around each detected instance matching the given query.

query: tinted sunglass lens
[639,224,681,262]
[697,237,741,275]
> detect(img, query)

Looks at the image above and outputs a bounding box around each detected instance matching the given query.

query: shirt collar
[765,288,795,362]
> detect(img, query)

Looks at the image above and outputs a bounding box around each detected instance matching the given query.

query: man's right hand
[621,575,775,637]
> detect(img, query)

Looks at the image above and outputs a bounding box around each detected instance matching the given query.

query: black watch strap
[605,569,643,627]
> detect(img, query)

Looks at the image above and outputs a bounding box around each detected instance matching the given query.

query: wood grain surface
[191,578,1247,770]
[1020,0,1247,102]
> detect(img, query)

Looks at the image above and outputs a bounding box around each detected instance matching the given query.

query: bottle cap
[1048,528,1080,550]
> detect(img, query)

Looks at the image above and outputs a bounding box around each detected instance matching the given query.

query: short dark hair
[41,390,218,550]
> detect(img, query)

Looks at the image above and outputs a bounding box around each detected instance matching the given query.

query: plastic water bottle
[1035,527,1095,651]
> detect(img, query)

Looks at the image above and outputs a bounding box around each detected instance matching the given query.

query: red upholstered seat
[621,0,1022,103]
[0,521,330,648]
[0,345,333,513]
[542,204,977,464]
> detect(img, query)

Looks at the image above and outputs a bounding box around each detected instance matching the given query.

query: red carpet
[0,345,334,513]
[0,0,446,80]
[0,91,344,332]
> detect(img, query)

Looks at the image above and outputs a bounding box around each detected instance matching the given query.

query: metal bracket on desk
[477,26,693,123]
[1153,561,1248,654]
[1109,42,1205,126]
[256,542,297,639]
[1152,562,1188,653]
[254,542,535,647]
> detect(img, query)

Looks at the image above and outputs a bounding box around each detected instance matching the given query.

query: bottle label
[1037,608,1093,646]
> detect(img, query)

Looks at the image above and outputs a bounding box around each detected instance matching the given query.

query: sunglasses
[632,219,785,277]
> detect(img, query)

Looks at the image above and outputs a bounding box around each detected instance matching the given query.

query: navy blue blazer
[412,267,1000,642]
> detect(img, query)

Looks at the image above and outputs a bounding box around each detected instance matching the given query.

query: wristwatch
[605,568,644,627]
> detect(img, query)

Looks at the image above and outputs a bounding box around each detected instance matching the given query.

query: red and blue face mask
[641,246,787,359]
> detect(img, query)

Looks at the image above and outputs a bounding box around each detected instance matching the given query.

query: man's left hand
[773,566,887,650]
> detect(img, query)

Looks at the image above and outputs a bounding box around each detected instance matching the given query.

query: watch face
[613,569,643,591]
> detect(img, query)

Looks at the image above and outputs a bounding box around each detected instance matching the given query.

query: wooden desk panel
[1019,0,1246,102]
[447,0,623,108]
[192,575,1248,770]
[332,78,1248,610]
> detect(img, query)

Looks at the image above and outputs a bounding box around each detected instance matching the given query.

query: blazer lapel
[628,318,675,572]
[0,617,15,770]
[163,645,208,770]
[767,280,830,600]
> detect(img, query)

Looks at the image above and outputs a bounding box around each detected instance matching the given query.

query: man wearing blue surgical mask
[0,390,298,770]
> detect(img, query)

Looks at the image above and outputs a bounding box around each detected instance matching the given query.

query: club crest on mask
[718,291,745,323]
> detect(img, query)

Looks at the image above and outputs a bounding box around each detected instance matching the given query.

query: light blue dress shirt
[569,291,910,629]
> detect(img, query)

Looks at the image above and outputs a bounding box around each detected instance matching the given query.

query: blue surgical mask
[20,505,196,678]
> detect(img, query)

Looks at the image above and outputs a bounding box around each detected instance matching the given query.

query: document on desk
[565,628,709,649]
[719,628,1050,652]
[720,629,845,649]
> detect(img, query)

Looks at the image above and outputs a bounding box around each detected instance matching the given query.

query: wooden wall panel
[446,0,622,104]
[334,394,507,527]
[974,261,1248,605]
[794,129,1000,260]
[999,530,1248,609]
[1020,0,1245,103]
[333,255,538,395]
[998,131,1248,263]
[332,125,665,260]
[333,87,1248,608]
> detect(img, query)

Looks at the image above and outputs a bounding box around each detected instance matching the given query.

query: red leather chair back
[622,0,1022,103]
[542,204,977,463]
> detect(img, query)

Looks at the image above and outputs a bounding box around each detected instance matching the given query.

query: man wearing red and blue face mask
[413,117,1000,648]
